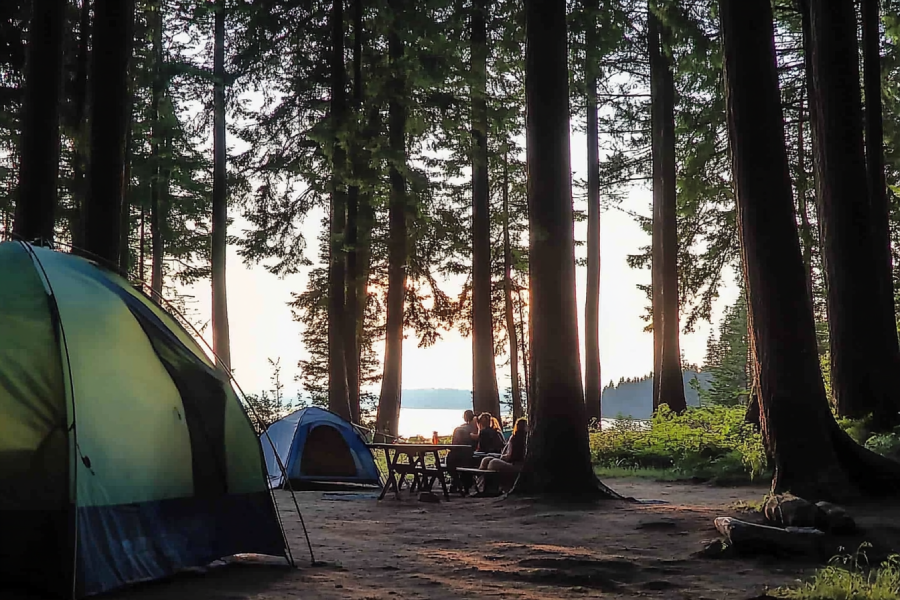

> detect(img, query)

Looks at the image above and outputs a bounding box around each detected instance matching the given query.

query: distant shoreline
[390,372,710,420]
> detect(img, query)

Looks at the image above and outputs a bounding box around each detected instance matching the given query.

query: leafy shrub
[864,430,900,458]
[774,545,900,600]
[590,404,767,483]
[836,417,872,446]
[835,418,900,459]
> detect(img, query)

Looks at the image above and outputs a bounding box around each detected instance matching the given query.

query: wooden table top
[366,443,472,451]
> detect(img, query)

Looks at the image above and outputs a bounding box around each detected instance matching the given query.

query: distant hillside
[400,372,712,417]
[401,388,473,410]
[601,370,712,420]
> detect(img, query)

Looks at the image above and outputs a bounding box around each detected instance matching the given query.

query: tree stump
[764,494,823,528]
[815,501,856,534]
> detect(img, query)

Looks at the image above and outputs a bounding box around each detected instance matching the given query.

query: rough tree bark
[14,0,65,244]
[502,148,524,422]
[862,0,899,416]
[512,0,619,497]
[807,0,900,427]
[211,0,232,372]
[375,1,408,438]
[583,0,602,423]
[471,0,501,417]
[344,0,367,424]
[327,0,351,419]
[84,0,135,266]
[649,6,662,413]
[517,286,531,417]
[721,0,900,502]
[150,0,165,294]
[648,5,686,414]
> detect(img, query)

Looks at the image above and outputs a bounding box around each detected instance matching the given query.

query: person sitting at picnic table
[446,410,478,493]
[475,412,505,454]
[477,417,528,492]
[480,417,527,472]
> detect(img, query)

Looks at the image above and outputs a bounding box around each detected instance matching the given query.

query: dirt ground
[99,478,828,600]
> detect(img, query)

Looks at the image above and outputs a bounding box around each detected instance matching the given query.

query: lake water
[397,408,630,438]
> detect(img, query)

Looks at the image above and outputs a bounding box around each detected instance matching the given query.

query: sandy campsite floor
[95,478,828,600]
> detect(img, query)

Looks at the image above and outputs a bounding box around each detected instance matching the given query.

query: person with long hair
[478,417,528,491]
[475,412,505,454]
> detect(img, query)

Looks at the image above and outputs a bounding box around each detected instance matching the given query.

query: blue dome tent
[261,407,380,489]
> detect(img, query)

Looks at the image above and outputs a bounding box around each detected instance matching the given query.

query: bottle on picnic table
[432,431,439,445]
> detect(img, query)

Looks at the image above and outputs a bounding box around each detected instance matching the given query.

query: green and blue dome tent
[0,241,292,598]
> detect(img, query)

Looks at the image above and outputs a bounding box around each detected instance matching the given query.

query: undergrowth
[836,418,900,459]
[774,544,900,600]
[593,466,685,481]
[590,404,768,484]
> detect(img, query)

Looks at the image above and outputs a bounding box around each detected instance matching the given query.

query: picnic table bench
[368,443,472,501]
[457,453,523,496]
[455,467,502,495]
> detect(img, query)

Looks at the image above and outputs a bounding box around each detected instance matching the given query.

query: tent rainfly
[0,241,289,598]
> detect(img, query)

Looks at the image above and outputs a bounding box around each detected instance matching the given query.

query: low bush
[836,417,871,446]
[773,545,900,600]
[589,404,767,484]
[835,418,900,460]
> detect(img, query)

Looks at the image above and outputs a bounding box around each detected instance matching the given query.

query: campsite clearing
[101,478,849,600]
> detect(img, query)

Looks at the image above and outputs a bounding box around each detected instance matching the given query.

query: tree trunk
[583,0,601,423]
[807,0,900,426]
[344,180,361,422]
[744,290,762,430]
[862,0,899,415]
[14,0,64,244]
[720,0,900,502]
[84,0,134,266]
[470,0,500,418]
[502,148,524,422]
[648,5,686,414]
[150,0,164,295]
[512,0,618,497]
[649,6,662,411]
[344,0,365,424]
[70,0,92,249]
[796,98,814,304]
[69,0,91,248]
[376,2,408,438]
[349,108,378,421]
[517,286,531,417]
[139,204,145,283]
[119,87,133,273]
[327,0,351,419]
[212,1,232,371]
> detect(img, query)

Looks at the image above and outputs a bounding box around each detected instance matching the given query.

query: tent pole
[143,287,314,565]
[22,237,316,567]
[19,242,83,599]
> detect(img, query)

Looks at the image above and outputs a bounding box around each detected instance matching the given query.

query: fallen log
[714,517,824,558]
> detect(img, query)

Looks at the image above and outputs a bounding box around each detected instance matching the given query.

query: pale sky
[178,128,740,399]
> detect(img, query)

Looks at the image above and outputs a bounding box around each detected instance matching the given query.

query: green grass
[594,465,688,481]
[773,546,900,600]
[729,497,768,513]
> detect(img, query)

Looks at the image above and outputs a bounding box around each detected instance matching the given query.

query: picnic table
[368,443,472,501]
